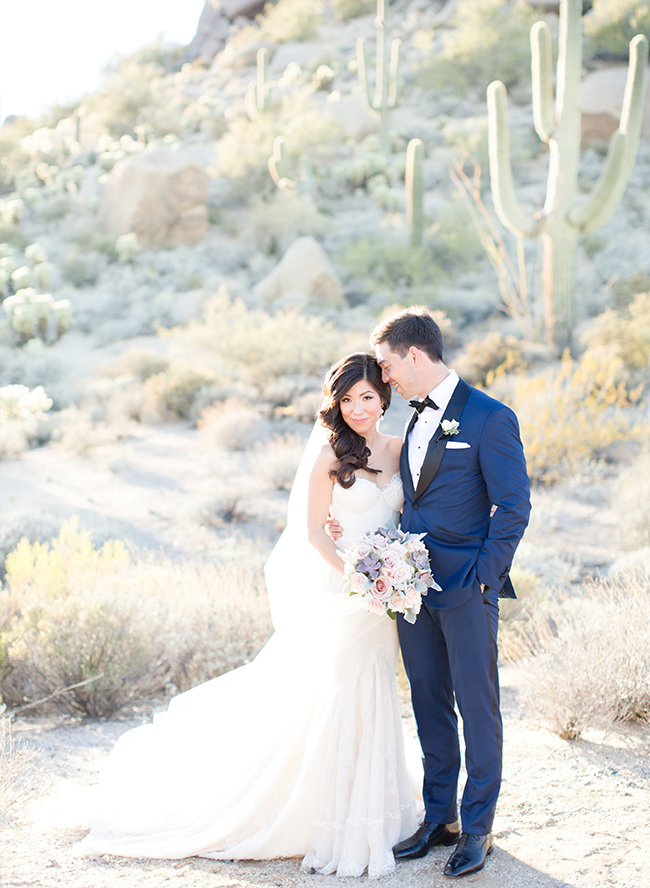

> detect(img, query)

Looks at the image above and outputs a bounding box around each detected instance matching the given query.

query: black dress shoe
[393,820,461,860]
[444,832,494,878]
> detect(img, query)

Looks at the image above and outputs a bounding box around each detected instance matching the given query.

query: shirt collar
[427,369,459,414]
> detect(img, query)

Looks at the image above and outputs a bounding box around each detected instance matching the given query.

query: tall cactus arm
[568,132,628,231]
[387,39,401,108]
[487,81,542,237]
[405,138,424,247]
[567,34,648,233]
[531,22,555,143]
[356,37,375,115]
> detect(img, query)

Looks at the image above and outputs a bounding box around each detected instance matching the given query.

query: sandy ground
[3,672,649,888]
[1,416,649,888]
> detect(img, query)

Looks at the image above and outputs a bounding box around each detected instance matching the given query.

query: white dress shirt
[408,370,459,487]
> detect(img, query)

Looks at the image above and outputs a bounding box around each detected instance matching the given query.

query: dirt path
[3,668,649,888]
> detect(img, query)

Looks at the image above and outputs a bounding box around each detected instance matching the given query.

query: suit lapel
[400,435,415,500]
[413,378,472,502]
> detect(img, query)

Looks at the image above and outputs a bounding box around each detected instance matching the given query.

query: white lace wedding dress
[43,473,419,879]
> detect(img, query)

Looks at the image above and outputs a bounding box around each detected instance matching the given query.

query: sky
[0,0,206,123]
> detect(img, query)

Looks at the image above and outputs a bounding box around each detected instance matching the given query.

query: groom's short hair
[370,306,444,363]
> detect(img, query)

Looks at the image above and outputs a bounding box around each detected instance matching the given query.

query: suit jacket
[400,379,531,610]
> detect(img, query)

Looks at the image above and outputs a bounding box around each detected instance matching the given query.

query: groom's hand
[325,513,343,541]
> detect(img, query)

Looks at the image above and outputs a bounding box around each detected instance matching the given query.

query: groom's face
[375,343,423,400]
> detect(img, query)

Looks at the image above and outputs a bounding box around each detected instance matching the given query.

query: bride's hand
[325,513,343,541]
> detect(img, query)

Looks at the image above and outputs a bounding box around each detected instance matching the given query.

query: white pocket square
[446,441,471,449]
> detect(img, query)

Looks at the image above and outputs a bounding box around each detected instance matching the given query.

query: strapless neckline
[354,472,401,492]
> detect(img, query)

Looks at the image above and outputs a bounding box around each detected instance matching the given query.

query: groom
[372,307,530,878]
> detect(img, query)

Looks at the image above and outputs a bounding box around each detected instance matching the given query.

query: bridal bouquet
[341,526,440,624]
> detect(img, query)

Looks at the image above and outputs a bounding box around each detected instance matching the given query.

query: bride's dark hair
[318,353,392,489]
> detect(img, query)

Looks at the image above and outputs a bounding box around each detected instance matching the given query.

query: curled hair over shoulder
[317,353,391,489]
[370,305,444,363]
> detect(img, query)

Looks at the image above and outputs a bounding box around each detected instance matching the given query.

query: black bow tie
[409,396,440,414]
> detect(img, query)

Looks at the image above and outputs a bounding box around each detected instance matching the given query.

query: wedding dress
[42,469,420,879]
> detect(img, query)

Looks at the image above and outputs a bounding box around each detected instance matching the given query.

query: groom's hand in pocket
[325,511,343,541]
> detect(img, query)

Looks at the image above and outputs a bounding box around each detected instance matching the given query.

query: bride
[45,353,421,879]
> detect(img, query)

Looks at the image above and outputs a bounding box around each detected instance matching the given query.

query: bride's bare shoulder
[382,434,403,458]
[312,443,337,478]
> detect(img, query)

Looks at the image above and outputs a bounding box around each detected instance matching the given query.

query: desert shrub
[614,449,650,548]
[0,521,273,715]
[82,41,184,138]
[198,401,265,451]
[419,0,540,95]
[255,433,306,490]
[455,332,528,387]
[105,347,170,382]
[514,576,650,738]
[2,289,72,346]
[585,0,650,60]
[50,406,129,455]
[0,510,62,579]
[0,384,52,459]
[506,349,645,484]
[194,486,254,527]
[0,719,43,828]
[168,287,342,392]
[235,0,323,45]
[240,193,331,255]
[60,252,96,288]
[142,363,215,421]
[337,238,444,302]
[581,292,650,374]
[332,0,374,19]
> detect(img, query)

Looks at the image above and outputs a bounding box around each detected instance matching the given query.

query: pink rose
[366,598,386,615]
[349,572,366,591]
[373,576,392,601]
[406,586,420,607]
[382,552,400,571]
[389,594,407,613]
[352,542,371,559]
[390,564,412,584]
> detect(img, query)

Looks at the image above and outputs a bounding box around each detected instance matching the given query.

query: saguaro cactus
[405,138,424,246]
[487,0,648,349]
[245,48,271,121]
[357,0,401,154]
[268,137,314,197]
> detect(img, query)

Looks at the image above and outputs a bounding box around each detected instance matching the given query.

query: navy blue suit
[398,379,530,834]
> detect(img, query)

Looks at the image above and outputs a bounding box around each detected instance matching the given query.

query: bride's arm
[307,446,345,574]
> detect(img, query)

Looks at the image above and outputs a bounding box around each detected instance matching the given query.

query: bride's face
[339,379,383,435]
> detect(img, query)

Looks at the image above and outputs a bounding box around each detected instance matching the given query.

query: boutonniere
[441,419,460,437]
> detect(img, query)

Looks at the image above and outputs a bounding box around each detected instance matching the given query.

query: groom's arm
[476,405,531,592]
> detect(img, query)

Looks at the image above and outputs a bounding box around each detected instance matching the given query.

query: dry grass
[0,718,43,830]
[503,575,650,739]
[0,521,273,717]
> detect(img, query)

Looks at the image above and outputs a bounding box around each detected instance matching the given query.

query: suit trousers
[397,588,501,835]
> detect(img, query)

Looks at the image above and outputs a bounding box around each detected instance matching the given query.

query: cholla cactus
[0,384,52,423]
[357,0,401,153]
[3,288,72,344]
[0,198,23,224]
[487,0,648,348]
[268,137,314,196]
[25,243,48,266]
[33,262,53,292]
[11,266,32,291]
[0,256,19,278]
[116,232,141,264]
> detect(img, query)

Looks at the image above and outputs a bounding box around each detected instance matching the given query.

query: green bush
[585,0,650,59]
[332,0,374,20]
[142,363,215,421]
[419,0,541,95]
[581,291,650,374]
[455,332,528,387]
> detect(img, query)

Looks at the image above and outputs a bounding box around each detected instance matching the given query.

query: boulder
[185,2,267,61]
[98,149,209,249]
[581,65,650,143]
[253,236,344,308]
